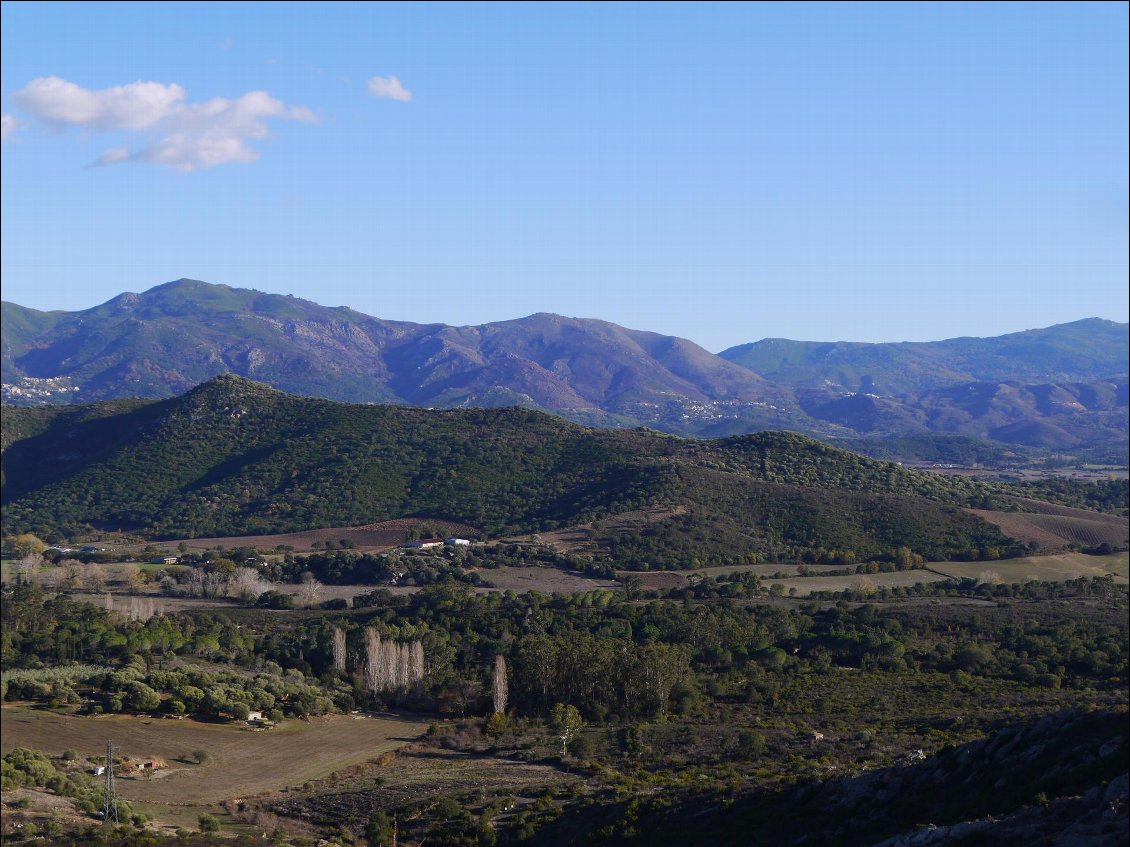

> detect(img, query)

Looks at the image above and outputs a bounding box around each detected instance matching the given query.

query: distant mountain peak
[1,280,1125,452]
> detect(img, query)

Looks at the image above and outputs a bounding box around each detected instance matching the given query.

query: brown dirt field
[0,706,426,805]
[969,507,1128,552]
[1007,498,1130,519]
[169,518,480,553]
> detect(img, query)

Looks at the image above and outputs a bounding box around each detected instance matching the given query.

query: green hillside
[2,376,1030,566]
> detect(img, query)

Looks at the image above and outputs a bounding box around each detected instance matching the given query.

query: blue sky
[2,2,1126,351]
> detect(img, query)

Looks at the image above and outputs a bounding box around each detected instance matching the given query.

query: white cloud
[13,76,185,131]
[12,76,317,171]
[1,114,18,141]
[367,75,412,102]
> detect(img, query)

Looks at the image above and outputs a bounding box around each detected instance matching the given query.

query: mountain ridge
[3,279,1126,451]
[1,374,1033,566]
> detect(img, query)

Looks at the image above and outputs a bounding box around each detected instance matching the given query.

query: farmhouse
[404,539,444,549]
[119,756,164,774]
[444,537,471,546]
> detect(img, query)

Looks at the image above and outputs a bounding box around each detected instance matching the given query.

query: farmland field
[626,552,1129,596]
[761,570,951,596]
[472,565,618,593]
[0,705,426,805]
[929,552,1129,584]
[969,504,1128,552]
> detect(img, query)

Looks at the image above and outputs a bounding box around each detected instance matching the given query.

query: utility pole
[103,740,118,824]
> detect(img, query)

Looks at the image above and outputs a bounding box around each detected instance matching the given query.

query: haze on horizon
[2,2,1127,352]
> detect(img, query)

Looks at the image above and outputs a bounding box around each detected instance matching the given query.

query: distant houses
[404,539,444,549]
[403,537,472,550]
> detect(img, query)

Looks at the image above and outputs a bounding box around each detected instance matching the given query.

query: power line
[103,740,118,824]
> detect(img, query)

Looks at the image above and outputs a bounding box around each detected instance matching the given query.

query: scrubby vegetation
[2,377,1074,567]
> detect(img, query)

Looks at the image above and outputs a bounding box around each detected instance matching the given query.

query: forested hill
[2,375,1033,566]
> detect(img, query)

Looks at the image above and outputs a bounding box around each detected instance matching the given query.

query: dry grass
[473,566,618,594]
[761,571,951,597]
[0,705,426,805]
[929,552,1129,585]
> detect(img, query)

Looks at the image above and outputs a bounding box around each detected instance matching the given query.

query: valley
[1,375,1127,846]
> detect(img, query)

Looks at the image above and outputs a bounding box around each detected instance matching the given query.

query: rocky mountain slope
[3,280,1126,451]
[719,318,1128,395]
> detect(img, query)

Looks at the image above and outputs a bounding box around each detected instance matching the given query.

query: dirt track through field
[1,707,425,804]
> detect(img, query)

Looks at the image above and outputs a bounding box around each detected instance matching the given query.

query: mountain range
[2,279,1126,453]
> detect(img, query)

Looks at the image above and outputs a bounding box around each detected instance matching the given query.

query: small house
[247,710,265,723]
[444,537,471,546]
[404,539,444,549]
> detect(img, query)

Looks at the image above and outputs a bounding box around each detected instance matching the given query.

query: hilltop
[1,375,1032,567]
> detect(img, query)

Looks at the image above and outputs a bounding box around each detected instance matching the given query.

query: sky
[1,2,1127,352]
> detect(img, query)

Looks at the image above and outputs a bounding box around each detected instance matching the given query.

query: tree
[299,572,323,607]
[231,567,268,603]
[2,533,47,559]
[549,703,583,757]
[80,563,106,593]
[332,627,347,673]
[125,682,161,713]
[492,655,508,716]
[60,559,82,589]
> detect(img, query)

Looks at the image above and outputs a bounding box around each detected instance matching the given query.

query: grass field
[761,570,952,597]
[929,552,1129,584]
[0,705,426,805]
[626,552,1129,596]
[473,566,618,593]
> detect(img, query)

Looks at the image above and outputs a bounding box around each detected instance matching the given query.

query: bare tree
[231,567,270,603]
[492,655,508,715]
[60,559,83,589]
[382,637,399,689]
[397,642,411,690]
[364,631,424,694]
[184,567,205,598]
[127,596,157,622]
[410,641,425,688]
[332,627,347,673]
[365,629,386,694]
[14,554,45,587]
[103,592,115,613]
[298,572,323,608]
